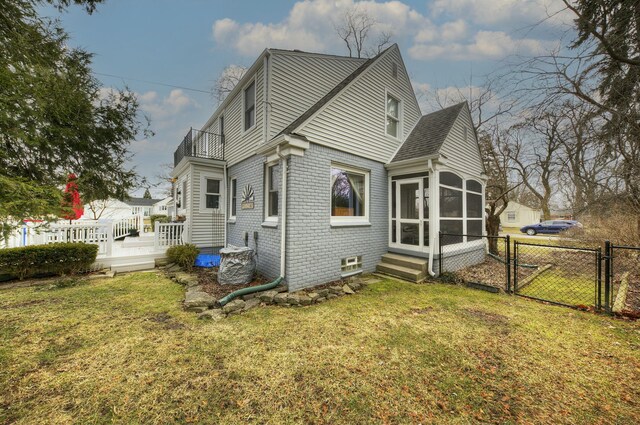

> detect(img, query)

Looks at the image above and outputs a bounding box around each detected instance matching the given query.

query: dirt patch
[409,306,434,315]
[452,259,507,290]
[147,312,186,330]
[194,268,269,299]
[463,308,510,325]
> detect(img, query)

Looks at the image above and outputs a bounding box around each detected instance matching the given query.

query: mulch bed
[193,267,269,299]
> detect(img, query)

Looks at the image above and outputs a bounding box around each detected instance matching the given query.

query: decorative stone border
[160,263,381,321]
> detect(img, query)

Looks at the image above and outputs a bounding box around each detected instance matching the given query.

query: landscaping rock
[297,294,313,306]
[329,285,344,295]
[316,297,327,303]
[243,298,261,311]
[218,246,256,285]
[222,299,245,314]
[258,291,278,304]
[307,292,320,303]
[174,273,198,286]
[286,293,301,305]
[184,291,215,311]
[342,284,355,295]
[198,309,226,321]
[316,289,329,297]
[327,294,338,300]
[242,293,258,301]
[258,290,278,303]
[347,280,362,291]
[274,293,289,304]
[167,264,182,273]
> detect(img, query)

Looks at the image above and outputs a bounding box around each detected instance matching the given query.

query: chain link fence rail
[438,232,510,292]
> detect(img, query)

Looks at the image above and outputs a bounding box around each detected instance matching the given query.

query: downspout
[223,162,228,248]
[277,145,287,277]
[427,158,436,277]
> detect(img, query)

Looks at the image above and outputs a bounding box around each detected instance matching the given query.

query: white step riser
[111,261,156,273]
[121,239,156,248]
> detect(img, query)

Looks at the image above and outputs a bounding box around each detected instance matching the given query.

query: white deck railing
[46,222,112,256]
[154,222,185,249]
[112,215,143,240]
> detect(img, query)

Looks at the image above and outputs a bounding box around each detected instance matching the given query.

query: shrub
[150,214,169,231]
[166,244,199,272]
[0,243,98,280]
[565,213,640,248]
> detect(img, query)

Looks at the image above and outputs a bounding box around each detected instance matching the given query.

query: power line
[94,72,212,94]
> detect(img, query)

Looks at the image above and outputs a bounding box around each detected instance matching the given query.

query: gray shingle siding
[227,155,281,280]
[285,143,388,291]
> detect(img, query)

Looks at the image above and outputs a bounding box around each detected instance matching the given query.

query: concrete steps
[375,253,428,283]
[96,252,165,273]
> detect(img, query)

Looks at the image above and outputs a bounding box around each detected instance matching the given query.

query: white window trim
[330,163,370,226]
[242,76,258,135]
[264,162,278,223]
[228,177,237,222]
[439,171,484,243]
[200,174,222,212]
[385,89,402,140]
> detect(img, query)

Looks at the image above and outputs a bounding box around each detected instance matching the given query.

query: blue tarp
[194,254,221,268]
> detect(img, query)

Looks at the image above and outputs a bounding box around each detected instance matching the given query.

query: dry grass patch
[1,272,639,424]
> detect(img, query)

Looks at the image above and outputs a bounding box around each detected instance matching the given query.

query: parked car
[520,220,583,235]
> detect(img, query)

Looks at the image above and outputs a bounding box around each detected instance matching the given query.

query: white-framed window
[386,92,401,138]
[229,177,237,219]
[506,211,516,222]
[331,164,370,224]
[203,178,220,210]
[265,164,278,219]
[243,80,256,132]
[439,171,484,245]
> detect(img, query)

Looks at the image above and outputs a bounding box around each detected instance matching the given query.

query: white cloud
[409,30,549,61]
[212,0,431,57]
[139,89,195,122]
[430,0,569,27]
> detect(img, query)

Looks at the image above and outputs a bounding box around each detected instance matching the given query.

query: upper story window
[386,93,400,138]
[266,164,278,218]
[331,165,369,223]
[244,82,255,131]
[204,178,220,209]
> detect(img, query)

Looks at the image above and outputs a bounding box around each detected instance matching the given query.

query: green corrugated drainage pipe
[217,276,284,307]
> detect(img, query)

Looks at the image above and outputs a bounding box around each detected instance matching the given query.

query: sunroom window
[331,166,368,221]
[440,172,483,245]
[386,94,400,138]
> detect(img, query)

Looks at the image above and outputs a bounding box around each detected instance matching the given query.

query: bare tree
[334,6,392,58]
[213,64,247,104]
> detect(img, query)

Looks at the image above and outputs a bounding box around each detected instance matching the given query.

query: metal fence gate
[513,241,603,309]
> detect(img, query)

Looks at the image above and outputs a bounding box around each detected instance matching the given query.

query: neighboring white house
[499,201,541,228]
[82,197,172,220]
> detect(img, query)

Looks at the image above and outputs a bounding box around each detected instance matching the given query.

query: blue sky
[44,0,571,197]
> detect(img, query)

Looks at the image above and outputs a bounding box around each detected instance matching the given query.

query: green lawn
[517,269,597,306]
[1,273,639,424]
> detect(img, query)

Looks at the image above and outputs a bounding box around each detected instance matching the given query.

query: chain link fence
[438,233,510,292]
[513,242,602,309]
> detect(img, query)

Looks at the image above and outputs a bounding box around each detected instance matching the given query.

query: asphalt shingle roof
[391,102,466,163]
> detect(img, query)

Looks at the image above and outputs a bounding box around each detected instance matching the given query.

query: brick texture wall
[285,143,388,291]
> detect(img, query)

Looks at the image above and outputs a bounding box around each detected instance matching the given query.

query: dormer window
[386,93,400,138]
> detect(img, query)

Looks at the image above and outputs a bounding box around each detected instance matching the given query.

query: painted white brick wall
[227,155,281,280]
[285,143,388,291]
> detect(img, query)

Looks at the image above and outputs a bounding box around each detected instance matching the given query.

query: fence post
[604,240,611,313]
[513,240,518,293]
[505,235,511,293]
[596,247,602,311]
[106,221,114,257]
[438,231,443,276]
